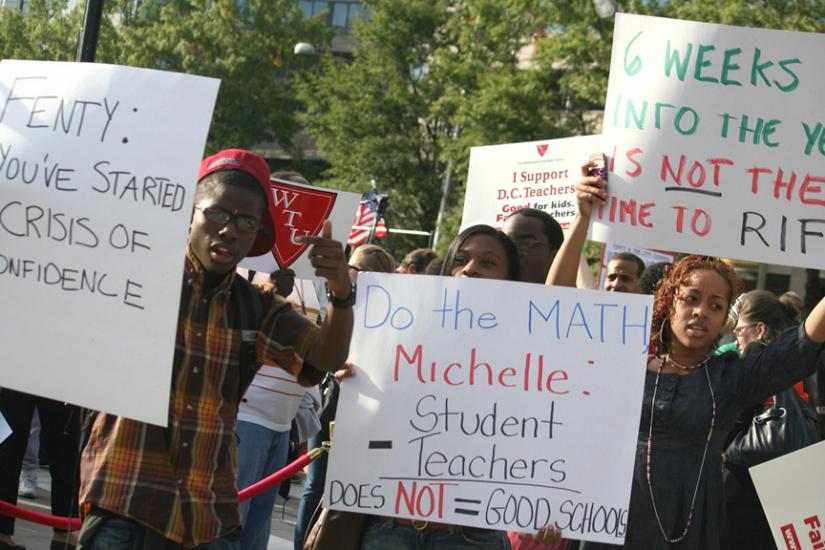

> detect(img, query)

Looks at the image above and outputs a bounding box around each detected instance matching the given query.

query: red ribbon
[0,450,319,532]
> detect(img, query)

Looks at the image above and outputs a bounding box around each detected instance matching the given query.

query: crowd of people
[0,149,823,550]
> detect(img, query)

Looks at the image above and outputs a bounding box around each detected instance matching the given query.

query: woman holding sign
[547,162,825,549]
[355,225,562,549]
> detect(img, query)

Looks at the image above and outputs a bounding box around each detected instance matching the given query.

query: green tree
[103,0,331,152]
[0,0,81,62]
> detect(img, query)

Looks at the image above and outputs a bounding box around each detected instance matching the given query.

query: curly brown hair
[650,255,743,354]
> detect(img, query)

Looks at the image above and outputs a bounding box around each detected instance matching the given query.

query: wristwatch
[326,283,356,309]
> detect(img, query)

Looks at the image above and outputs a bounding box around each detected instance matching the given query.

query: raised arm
[803,295,825,344]
[300,220,355,372]
[545,161,606,287]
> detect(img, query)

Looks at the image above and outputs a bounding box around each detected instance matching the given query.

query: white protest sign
[326,273,652,544]
[241,179,359,279]
[0,60,219,426]
[751,440,825,550]
[462,135,602,231]
[595,14,825,269]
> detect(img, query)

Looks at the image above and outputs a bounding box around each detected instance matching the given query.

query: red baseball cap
[197,149,276,257]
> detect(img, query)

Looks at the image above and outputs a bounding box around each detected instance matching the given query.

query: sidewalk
[15,467,302,550]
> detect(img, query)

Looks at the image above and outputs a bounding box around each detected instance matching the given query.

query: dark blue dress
[583,326,823,549]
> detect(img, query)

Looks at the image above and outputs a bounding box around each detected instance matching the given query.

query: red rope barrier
[0,446,327,532]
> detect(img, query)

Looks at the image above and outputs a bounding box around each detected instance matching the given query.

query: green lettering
[694,44,718,83]
[802,122,824,156]
[720,47,742,86]
[664,40,692,81]
[751,48,774,88]
[654,103,674,129]
[763,119,781,148]
[625,98,648,130]
[775,58,801,92]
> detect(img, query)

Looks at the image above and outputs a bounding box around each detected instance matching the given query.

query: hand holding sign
[576,162,608,219]
[299,220,351,300]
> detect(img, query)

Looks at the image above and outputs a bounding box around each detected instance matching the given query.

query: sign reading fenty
[0,60,219,426]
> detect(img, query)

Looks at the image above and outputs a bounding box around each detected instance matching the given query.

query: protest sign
[751,440,825,550]
[595,14,825,269]
[241,178,359,279]
[597,243,676,289]
[462,135,601,231]
[0,60,219,426]
[326,273,652,544]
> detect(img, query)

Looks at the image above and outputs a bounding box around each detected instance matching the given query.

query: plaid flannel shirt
[79,249,323,547]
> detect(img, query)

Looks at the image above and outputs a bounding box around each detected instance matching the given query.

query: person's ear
[756,322,768,341]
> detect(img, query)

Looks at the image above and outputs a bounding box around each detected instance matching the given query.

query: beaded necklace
[646,355,716,544]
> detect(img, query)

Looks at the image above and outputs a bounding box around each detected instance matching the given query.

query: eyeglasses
[512,236,549,250]
[195,205,261,233]
[732,323,758,337]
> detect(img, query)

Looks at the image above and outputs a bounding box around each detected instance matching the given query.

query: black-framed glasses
[512,236,548,250]
[195,205,261,233]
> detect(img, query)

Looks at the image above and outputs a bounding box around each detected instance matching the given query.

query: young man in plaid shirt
[77,149,354,550]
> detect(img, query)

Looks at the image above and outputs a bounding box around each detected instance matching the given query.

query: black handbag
[725,387,821,467]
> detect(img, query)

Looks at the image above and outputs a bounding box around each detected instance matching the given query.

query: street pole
[76,0,105,62]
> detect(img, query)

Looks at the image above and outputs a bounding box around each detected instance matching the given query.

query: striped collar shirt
[79,249,323,547]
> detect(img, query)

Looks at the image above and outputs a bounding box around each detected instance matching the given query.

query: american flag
[347,188,388,247]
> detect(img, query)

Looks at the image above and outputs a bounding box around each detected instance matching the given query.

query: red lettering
[394,344,424,383]
[660,154,685,185]
[498,367,517,387]
[545,370,570,394]
[395,481,417,515]
[639,202,655,228]
[687,161,706,188]
[707,158,733,187]
[800,175,825,206]
[444,362,463,386]
[619,198,638,226]
[625,147,643,177]
[746,166,773,194]
[416,485,435,517]
[469,348,493,386]
[773,168,797,201]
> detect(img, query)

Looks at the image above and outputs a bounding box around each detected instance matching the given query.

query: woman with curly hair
[547,162,825,549]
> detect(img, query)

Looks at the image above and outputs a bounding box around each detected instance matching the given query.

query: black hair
[440,224,521,281]
[609,252,646,278]
[639,261,672,295]
[401,248,438,272]
[506,208,564,249]
[195,170,267,217]
[737,290,798,342]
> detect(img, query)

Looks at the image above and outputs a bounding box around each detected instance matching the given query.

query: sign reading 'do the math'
[0,60,219,426]
[596,14,825,269]
[326,273,652,544]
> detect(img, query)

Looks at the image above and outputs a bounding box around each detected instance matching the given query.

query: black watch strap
[326,283,356,309]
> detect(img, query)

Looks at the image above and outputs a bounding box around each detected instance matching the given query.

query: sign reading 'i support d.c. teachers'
[0,60,219,426]
[326,273,652,544]
[595,14,825,269]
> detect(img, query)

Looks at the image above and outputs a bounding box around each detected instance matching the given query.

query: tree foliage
[296,0,825,255]
[1,0,331,153]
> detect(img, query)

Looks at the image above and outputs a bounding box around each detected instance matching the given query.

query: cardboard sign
[326,273,652,544]
[0,60,219,426]
[462,135,601,231]
[241,178,360,278]
[595,14,825,269]
[751,440,825,550]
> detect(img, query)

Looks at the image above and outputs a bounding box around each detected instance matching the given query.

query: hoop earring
[658,320,669,355]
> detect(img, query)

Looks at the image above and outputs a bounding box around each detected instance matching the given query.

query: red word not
[394,481,456,519]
